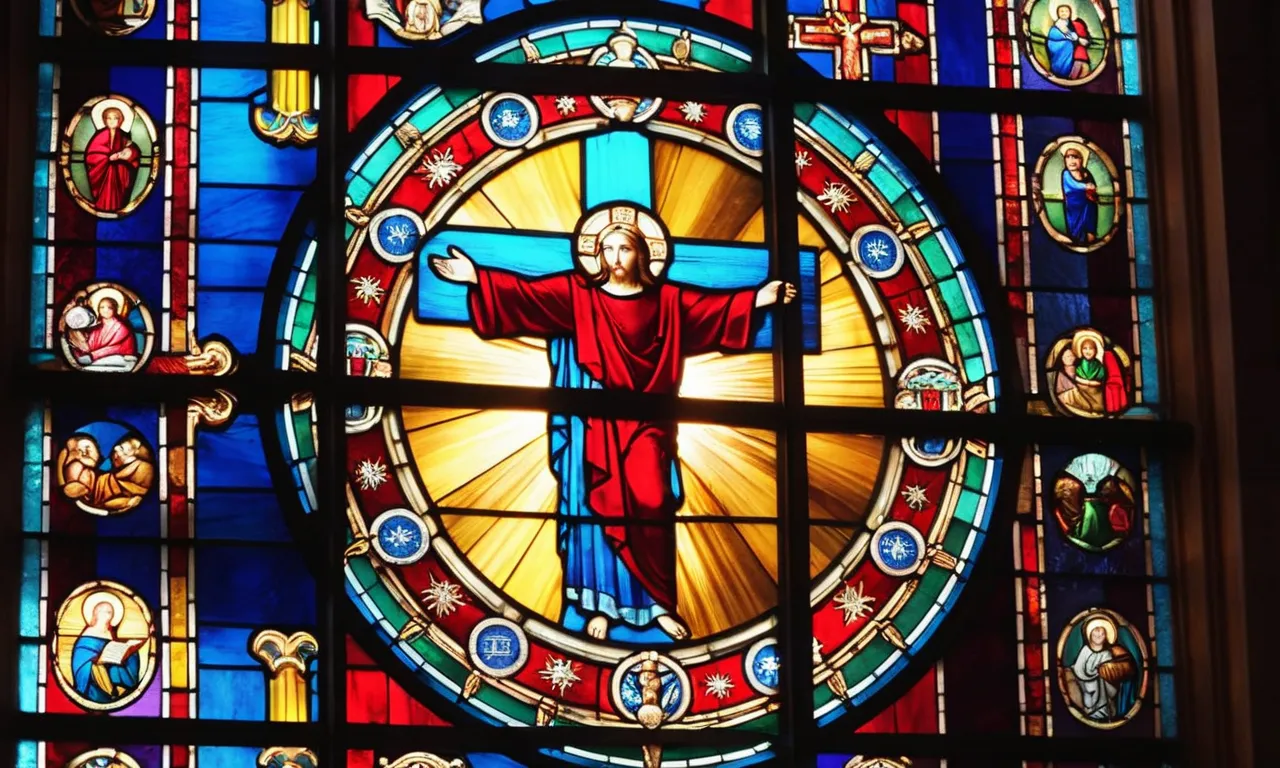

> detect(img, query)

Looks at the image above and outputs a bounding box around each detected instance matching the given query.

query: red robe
[1071,19,1092,64]
[85,127,140,213]
[1102,350,1129,413]
[468,269,757,611]
[81,316,137,361]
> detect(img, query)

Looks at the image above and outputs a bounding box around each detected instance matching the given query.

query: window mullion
[317,1,349,763]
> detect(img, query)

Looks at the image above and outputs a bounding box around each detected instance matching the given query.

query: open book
[97,638,145,666]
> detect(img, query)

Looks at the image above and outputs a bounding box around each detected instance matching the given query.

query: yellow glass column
[252,630,318,766]
[252,0,319,145]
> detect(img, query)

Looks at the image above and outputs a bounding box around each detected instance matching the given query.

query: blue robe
[71,634,141,704]
[1047,23,1082,78]
[1061,168,1099,243]
[548,338,682,644]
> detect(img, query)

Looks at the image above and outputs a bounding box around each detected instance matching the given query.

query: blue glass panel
[198,491,293,542]
[22,411,42,533]
[198,244,279,288]
[584,132,652,208]
[201,0,269,42]
[197,416,274,487]
[933,0,989,88]
[198,187,304,241]
[200,103,318,186]
[201,69,270,99]
[1138,294,1159,404]
[196,546,315,624]
[197,291,265,353]
[199,669,267,719]
[197,625,259,666]
[1148,456,1169,578]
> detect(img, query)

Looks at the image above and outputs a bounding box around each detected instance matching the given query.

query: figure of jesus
[84,107,140,212]
[430,219,795,640]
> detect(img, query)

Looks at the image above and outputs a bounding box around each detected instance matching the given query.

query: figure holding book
[58,587,153,709]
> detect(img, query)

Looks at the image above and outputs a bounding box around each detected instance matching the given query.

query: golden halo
[81,589,127,627]
[573,204,670,278]
[1071,328,1106,358]
[1083,614,1118,645]
[87,285,131,316]
[1059,140,1091,166]
[91,97,137,132]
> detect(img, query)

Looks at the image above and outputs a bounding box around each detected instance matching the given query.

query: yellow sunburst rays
[393,139,890,636]
[799,215,886,407]
[403,409,794,636]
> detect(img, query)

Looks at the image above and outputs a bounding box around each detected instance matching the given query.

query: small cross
[790,0,927,81]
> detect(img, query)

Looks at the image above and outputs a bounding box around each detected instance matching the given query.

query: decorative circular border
[66,748,144,768]
[900,436,965,468]
[368,207,427,264]
[68,0,158,37]
[59,93,161,219]
[369,508,432,566]
[870,521,927,577]
[743,637,781,696]
[1031,135,1124,253]
[480,93,542,148]
[1055,606,1150,730]
[850,224,906,279]
[57,420,157,515]
[269,40,1005,741]
[468,617,530,678]
[56,281,156,373]
[610,651,693,725]
[1043,326,1133,418]
[346,404,385,435]
[51,580,157,713]
[725,103,765,158]
[1019,0,1114,88]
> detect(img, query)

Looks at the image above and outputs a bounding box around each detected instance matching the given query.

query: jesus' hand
[755,280,797,308]
[429,246,478,285]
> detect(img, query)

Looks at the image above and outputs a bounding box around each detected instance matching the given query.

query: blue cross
[416,130,820,351]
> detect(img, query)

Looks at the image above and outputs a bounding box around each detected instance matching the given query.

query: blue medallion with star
[375,212,422,260]
[857,228,902,275]
[877,529,920,571]
[487,97,534,144]
[373,510,429,564]
[729,105,765,155]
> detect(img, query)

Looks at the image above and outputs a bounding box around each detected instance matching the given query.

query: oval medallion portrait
[69,0,157,36]
[1029,134,1121,249]
[52,580,157,712]
[1032,136,1122,252]
[1020,0,1113,87]
[57,282,155,373]
[60,94,161,219]
[1051,453,1138,553]
[1056,608,1149,729]
[1045,327,1133,418]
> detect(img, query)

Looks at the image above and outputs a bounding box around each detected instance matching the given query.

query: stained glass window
[12,1,1188,767]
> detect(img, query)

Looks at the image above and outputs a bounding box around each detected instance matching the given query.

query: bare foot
[655,614,690,640]
[586,615,609,639]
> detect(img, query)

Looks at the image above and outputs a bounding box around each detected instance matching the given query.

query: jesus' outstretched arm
[430,246,575,339]
[677,279,796,355]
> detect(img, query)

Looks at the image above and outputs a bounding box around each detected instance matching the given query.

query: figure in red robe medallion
[84,107,141,213]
